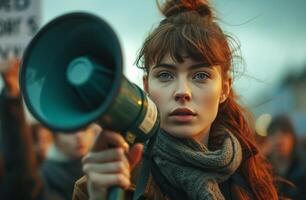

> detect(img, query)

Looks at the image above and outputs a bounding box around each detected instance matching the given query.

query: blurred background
[0,0,306,199]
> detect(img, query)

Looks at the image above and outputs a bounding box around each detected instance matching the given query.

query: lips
[169,108,196,122]
[169,108,196,116]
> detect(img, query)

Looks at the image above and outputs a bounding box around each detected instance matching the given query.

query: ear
[220,77,232,104]
[143,75,149,93]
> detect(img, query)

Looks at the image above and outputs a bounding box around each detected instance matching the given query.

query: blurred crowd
[0,58,306,200]
[0,58,99,200]
[256,114,306,200]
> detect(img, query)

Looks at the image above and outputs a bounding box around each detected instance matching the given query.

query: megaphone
[20,12,160,143]
[19,12,160,199]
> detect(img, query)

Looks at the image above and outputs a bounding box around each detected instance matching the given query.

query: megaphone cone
[20,12,159,144]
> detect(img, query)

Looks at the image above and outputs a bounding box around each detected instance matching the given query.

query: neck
[192,128,210,146]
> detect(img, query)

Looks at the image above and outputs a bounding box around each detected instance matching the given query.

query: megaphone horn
[20,12,160,144]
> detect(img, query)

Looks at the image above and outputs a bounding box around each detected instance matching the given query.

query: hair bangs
[136,23,227,73]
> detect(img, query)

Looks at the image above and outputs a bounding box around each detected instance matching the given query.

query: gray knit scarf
[151,128,242,200]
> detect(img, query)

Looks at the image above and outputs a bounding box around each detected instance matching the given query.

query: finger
[83,161,130,179]
[88,172,131,190]
[91,130,129,152]
[103,130,129,151]
[127,143,144,170]
[83,147,129,165]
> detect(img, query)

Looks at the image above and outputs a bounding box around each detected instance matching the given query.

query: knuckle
[116,174,129,187]
[116,161,126,172]
[114,174,121,183]
[115,148,124,158]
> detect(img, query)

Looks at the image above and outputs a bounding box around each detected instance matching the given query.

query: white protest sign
[0,0,41,71]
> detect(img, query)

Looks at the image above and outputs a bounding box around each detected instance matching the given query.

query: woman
[73,0,278,199]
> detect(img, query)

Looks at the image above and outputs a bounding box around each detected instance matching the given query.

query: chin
[162,126,199,139]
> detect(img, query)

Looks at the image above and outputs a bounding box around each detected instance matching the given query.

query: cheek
[207,87,221,105]
[147,79,166,110]
[283,139,294,152]
[147,84,170,126]
[198,82,222,112]
[148,89,166,116]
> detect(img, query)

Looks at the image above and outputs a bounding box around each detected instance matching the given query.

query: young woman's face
[144,55,229,143]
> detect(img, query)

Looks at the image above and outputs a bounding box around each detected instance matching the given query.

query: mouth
[169,108,197,122]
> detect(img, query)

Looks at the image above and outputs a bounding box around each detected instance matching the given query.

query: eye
[157,71,174,81]
[193,72,209,81]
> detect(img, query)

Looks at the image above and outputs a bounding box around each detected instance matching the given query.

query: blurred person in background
[0,58,43,200]
[298,137,306,171]
[254,133,273,158]
[0,58,99,200]
[31,123,53,166]
[40,124,99,200]
[267,114,306,200]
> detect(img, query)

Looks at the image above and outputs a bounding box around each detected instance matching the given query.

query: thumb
[127,143,144,170]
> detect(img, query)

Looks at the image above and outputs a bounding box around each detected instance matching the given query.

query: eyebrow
[152,62,211,70]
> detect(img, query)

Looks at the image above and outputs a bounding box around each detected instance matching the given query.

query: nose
[174,79,192,102]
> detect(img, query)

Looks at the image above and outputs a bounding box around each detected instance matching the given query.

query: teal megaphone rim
[20,12,123,132]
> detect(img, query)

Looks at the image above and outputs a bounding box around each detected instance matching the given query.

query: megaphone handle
[106,141,126,200]
[107,187,125,200]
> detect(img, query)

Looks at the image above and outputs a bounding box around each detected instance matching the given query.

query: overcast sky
[2,0,305,105]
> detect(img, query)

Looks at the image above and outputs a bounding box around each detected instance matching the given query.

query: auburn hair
[135,0,278,199]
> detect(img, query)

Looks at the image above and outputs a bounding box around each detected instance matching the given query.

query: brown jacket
[72,163,253,200]
[73,174,169,200]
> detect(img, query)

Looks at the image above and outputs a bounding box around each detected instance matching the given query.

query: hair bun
[160,0,213,20]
